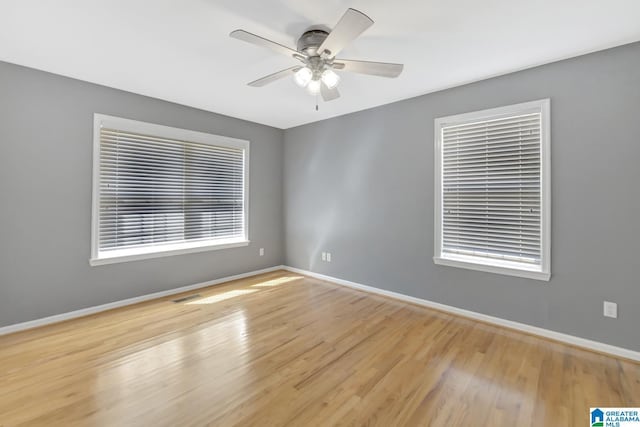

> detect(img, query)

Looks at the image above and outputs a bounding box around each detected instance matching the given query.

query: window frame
[90,114,250,266]
[433,99,551,281]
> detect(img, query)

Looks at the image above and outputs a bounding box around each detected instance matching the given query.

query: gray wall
[284,42,640,351]
[0,61,284,327]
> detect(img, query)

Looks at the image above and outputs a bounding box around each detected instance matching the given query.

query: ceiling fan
[230,8,404,103]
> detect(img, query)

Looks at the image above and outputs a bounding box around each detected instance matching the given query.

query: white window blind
[434,100,550,280]
[91,115,249,265]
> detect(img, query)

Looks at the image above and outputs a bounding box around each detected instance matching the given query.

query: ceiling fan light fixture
[307,79,321,95]
[321,69,340,89]
[231,8,403,103]
[294,67,313,87]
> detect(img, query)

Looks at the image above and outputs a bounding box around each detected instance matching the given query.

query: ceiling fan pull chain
[315,94,319,111]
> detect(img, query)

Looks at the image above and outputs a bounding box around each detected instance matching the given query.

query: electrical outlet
[603,301,617,318]
[321,252,327,261]
[326,252,332,262]
[259,248,264,257]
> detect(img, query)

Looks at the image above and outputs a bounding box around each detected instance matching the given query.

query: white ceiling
[1,0,640,129]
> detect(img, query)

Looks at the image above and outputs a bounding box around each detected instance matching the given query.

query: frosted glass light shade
[321,69,340,89]
[307,79,321,95]
[294,67,313,87]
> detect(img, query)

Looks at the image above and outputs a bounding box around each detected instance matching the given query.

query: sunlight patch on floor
[185,289,258,305]
[251,276,302,288]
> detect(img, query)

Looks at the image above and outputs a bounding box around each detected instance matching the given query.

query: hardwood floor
[0,270,638,426]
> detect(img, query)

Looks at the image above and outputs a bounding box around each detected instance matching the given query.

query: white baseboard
[0,265,285,336]
[283,266,640,363]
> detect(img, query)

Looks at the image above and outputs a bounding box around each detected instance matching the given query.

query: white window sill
[90,239,250,266]
[433,254,550,281]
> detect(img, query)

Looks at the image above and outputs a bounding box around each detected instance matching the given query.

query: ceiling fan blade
[318,9,374,58]
[320,82,340,102]
[230,30,300,58]
[332,59,403,78]
[248,67,301,87]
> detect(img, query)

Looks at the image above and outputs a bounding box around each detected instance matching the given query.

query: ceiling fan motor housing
[297,29,330,57]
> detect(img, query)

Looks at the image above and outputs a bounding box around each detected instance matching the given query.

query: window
[433,99,550,280]
[90,114,249,266]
